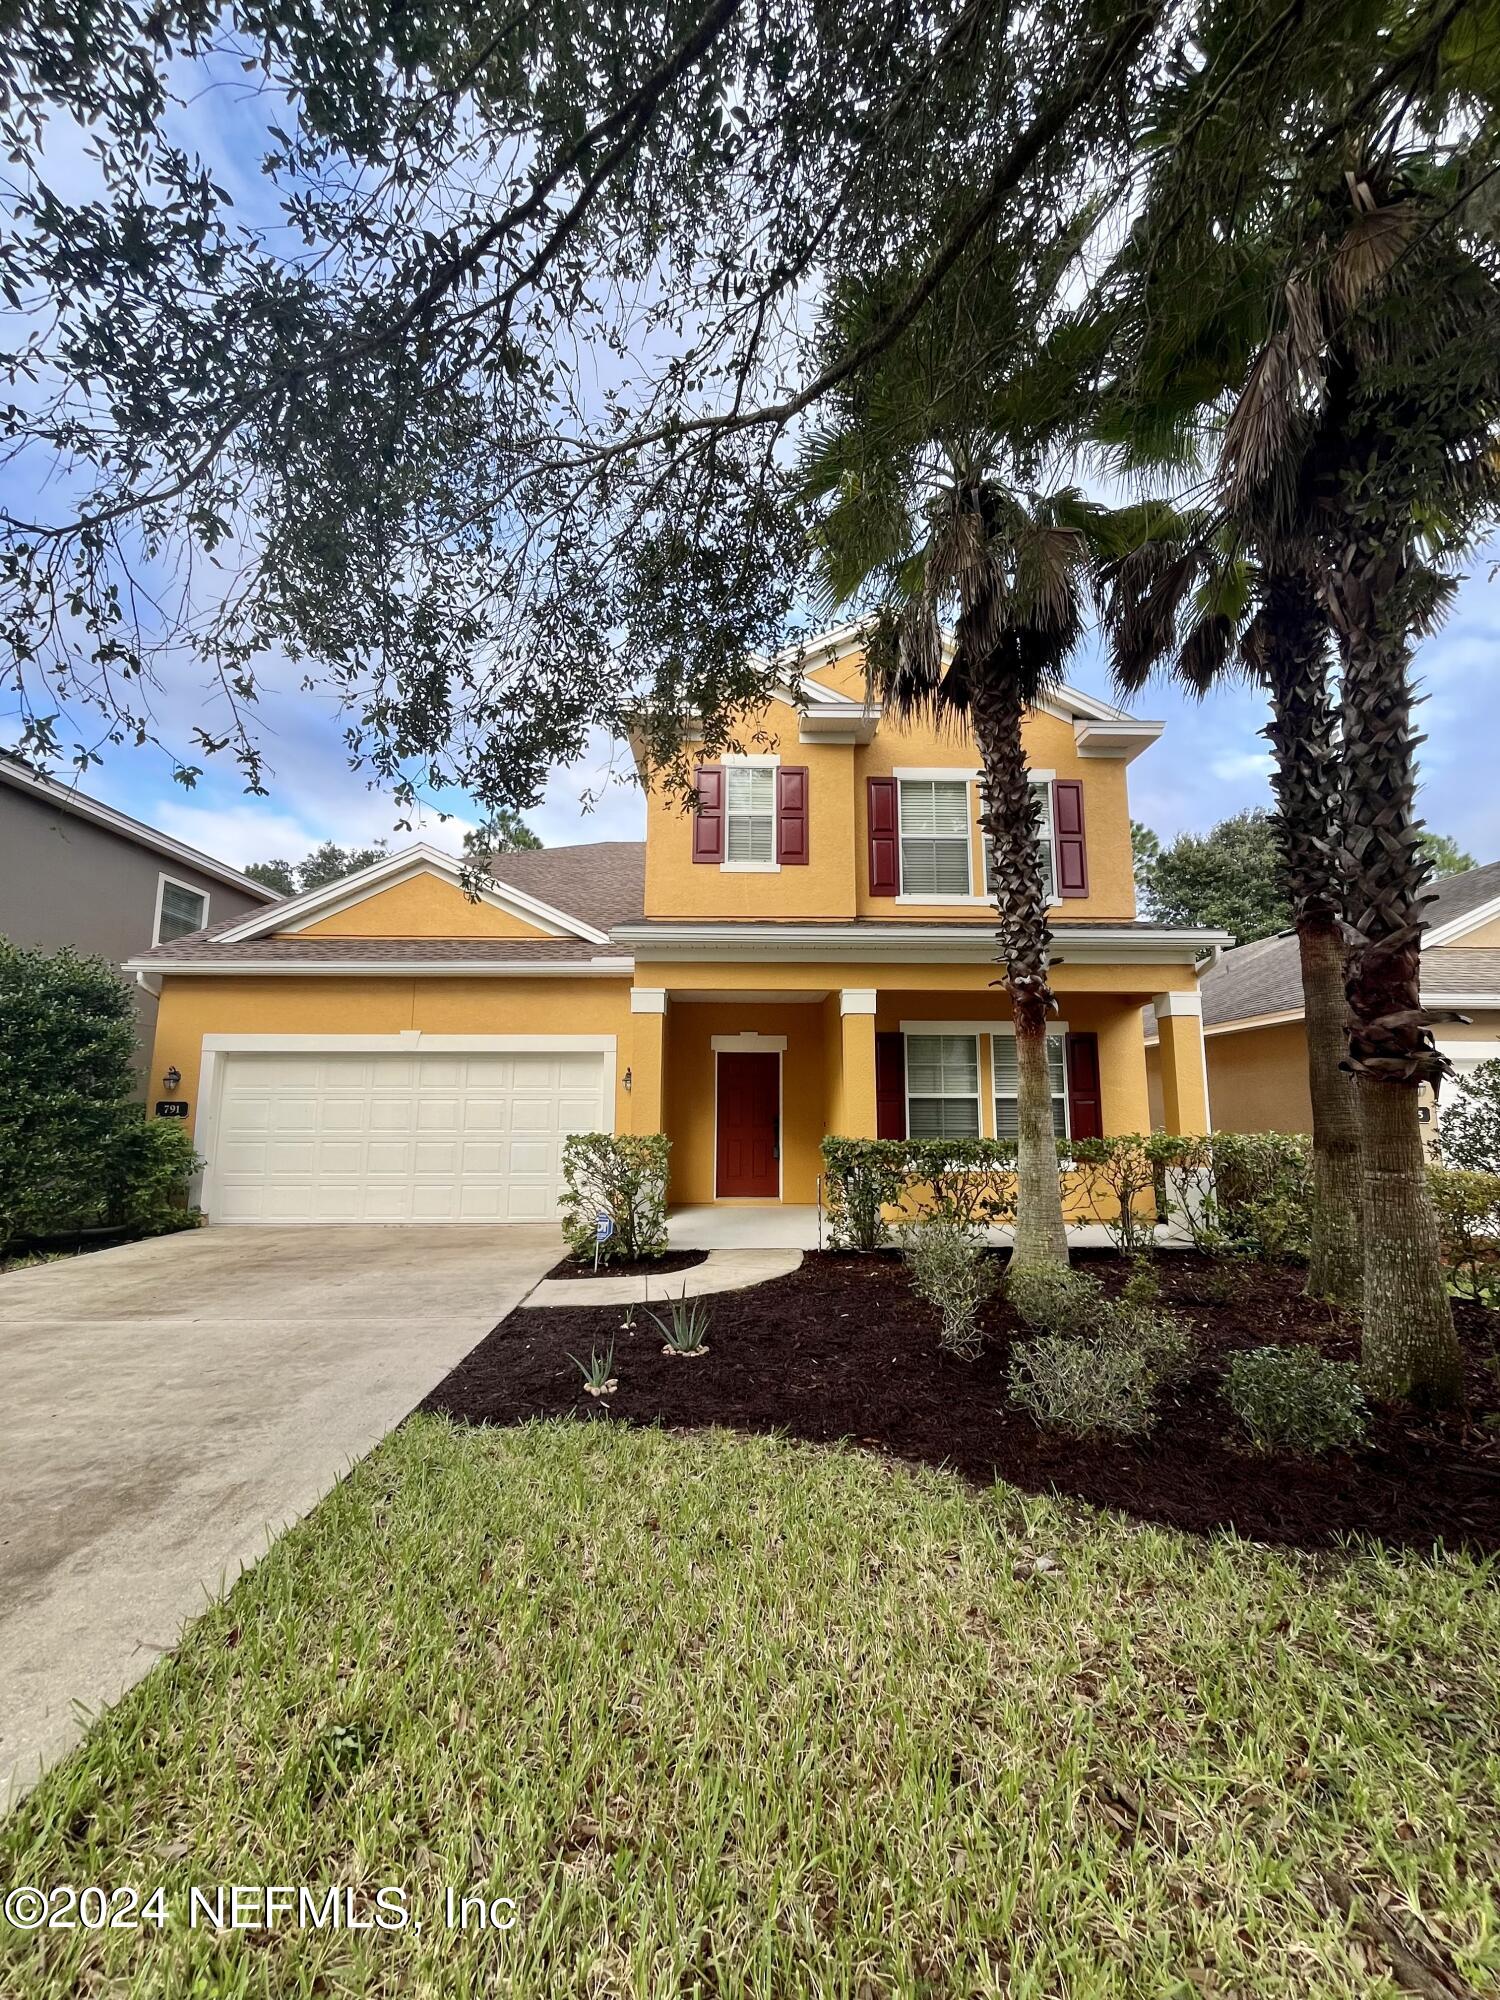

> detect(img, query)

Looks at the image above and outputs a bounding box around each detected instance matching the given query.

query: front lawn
[3,1417,1497,1997]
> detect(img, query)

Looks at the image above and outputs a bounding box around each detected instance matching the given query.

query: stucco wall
[297,873,553,938]
[1203,1023,1314,1134]
[643,682,1139,924]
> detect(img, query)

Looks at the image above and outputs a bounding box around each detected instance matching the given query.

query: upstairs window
[984,779,1055,903]
[155,876,209,944]
[905,1034,980,1137]
[992,1032,1068,1138]
[724,765,776,863]
[899,779,971,895]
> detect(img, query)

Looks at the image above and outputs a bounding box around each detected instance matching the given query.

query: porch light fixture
[623,1067,633,1092]
[162,1065,182,1092]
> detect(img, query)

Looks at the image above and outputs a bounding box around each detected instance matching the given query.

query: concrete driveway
[0,1225,561,1807]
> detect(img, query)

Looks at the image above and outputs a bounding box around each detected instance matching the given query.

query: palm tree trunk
[1325,539,1462,1407]
[969,656,1069,1269]
[1258,568,1362,1304]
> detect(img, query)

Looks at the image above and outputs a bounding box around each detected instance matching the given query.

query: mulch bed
[421,1251,1500,1555]
[543,1248,710,1280]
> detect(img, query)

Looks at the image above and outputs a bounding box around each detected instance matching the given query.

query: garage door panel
[210,1050,605,1225]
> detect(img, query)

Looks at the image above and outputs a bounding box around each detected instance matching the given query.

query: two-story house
[125,629,1226,1224]
[0,756,281,1081]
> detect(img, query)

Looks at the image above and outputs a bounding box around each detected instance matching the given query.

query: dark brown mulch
[544,1248,709,1281]
[421,1251,1500,1555]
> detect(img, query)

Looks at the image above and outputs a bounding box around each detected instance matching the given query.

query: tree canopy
[244,841,388,895]
[1135,809,1289,944]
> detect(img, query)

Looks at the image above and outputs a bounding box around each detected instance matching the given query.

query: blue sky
[7,54,1500,876]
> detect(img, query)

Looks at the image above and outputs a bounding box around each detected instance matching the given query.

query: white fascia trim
[630,987,668,1013]
[1197,1007,1306,1038]
[122,956,633,978]
[1440,1037,1500,1063]
[214,840,610,946]
[153,871,210,948]
[710,1032,787,1052]
[202,1032,618,1054]
[0,760,283,902]
[1425,894,1500,947]
[840,989,877,1015]
[900,1019,1069,1036]
[1073,718,1165,763]
[1153,989,1203,1018]
[1426,993,1500,1009]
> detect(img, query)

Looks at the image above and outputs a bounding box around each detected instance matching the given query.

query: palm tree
[1101,523,1363,1307]
[816,460,1103,1268]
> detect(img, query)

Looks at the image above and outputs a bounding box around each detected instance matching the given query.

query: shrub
[1120,1252,1160,1306]
[1107,1303,1193,1385]
[1005,1262,1108,1338]
[559,1133,670,1263]
[1223,1347,1369,1455]
[1068,1134,1181,1253]
[1009,1336,1158,1438]
[0,940,140,1243]
[1438,1058,1500,1174]
[1428,1164,1500,1302]
[1159,1132,1310,1262]
[896,1210,997,1360]
[821,1137,1016,1249]
[106,1116,201,1236]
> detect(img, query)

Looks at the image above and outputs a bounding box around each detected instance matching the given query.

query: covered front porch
[622,962,1210,1208]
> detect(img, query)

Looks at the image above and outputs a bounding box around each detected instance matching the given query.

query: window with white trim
[156,877,209,944]
[899,778,971,895]
[905,1034,981,1137]
[984,779,1055,903]
[992,1032,1068,1139]
[725,765,775,862]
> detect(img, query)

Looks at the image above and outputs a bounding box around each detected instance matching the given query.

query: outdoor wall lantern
[162,1065,182,1092]
[623,1067,633,1092]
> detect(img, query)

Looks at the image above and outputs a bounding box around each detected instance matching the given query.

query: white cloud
[1208,750,1274,783]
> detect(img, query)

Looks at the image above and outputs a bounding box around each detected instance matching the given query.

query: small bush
[1223,1347,1368,1456]
[559,1133,670,1264]
[1009,1336,1158,1438]
[1160,1133,1310,1262]
[1005,1262,1108,1338]
[107,1115,201,1236]
[1428,1164,1500,1303]
[1121,1253,1160,1306]
[1068,1134,1177,1253]
[896,1211,997,1360]
[821,1137,1016,1248]
[1107,1303,1193,1385]
[1438,1058,1500,1174]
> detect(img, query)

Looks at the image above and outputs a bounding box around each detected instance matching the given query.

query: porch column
[1152,990,1210,1134]
[839,988,879,1138]
[628,987,668,1134]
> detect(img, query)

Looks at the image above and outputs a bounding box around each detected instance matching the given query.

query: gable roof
[126,838,645,968]
[212,840,633,946]
[0,756,281,902]
[1144,860,1500,1037]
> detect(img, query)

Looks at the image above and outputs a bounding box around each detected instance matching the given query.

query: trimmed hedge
[821,1129,1312,1260]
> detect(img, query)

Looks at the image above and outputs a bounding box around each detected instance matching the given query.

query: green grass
[3,1418,1498,1998]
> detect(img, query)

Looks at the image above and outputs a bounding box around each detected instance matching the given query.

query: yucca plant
[649,1290,712,1356]
[570,1342,618,1396]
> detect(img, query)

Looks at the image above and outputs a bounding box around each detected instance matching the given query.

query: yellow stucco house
[127,629,1227,1225]
[1144,859,1500,1142]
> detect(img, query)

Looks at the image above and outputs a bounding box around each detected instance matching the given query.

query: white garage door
[209,1051,607,1224]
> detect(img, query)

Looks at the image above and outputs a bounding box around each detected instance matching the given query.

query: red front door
[716,1051,780,1197]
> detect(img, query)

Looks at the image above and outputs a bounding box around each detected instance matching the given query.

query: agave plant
[649,1290,712,1356]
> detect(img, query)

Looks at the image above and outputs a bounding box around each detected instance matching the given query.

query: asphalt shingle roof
[1144,861,1500,1036]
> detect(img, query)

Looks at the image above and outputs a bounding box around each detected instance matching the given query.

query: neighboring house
[124,626,1227,1225]
[1143,858,1500,1141]
[0,758,281,1082]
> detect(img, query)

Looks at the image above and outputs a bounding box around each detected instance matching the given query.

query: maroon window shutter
[776,765,809,865]
[1053,779,1088,898]
[867,776,899,896]
[1066,1032,1103,1139]
[875,1032,907,1139]
[692,764,723,863]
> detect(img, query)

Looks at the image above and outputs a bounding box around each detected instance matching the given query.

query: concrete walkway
[522,1247,802,1308]
[0,1224,562,1808]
